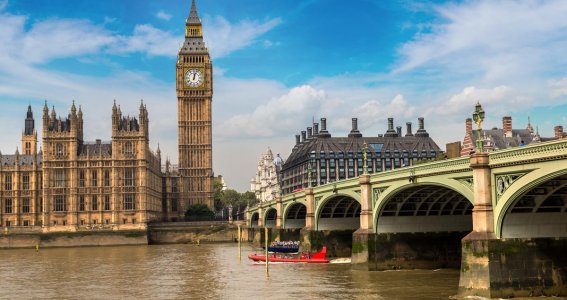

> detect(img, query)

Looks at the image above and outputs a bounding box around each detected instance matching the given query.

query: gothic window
[54,195,66,211]
[56,143,64,156]
[91,170,98,187]
[22,198,30,213]
[124,168,135,186]
[39,197,43,213]
[104,170,110,187]
[104,195,110,211]
[124,142,133,156]
[25,142,31,155]
[55,170,66,187]
[4,174,12,190]
[92,195,98,211]
[124,194,135,210]
[4,198,12,214]
[79,170,85,187]
[171,198,178,212]
[22,174,30,190]
[79,196,85,211]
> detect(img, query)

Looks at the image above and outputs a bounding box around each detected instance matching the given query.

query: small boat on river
[248,247,330,264]
[262,241,300,253]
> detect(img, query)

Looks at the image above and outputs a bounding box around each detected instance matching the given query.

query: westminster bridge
[246,138,567,298]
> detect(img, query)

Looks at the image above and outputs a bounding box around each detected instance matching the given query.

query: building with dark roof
[459,116,557,156]
[280,117,442,194]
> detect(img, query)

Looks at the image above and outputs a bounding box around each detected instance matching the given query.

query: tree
[185,203,215,220]
[240,191,258,208]
[220,189,240,207]
[213,178,224,211]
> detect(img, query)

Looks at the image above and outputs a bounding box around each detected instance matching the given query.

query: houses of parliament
[0,0,213,231]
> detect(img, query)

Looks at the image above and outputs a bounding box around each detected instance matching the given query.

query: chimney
[396,126,402,137]
[465,118,472,135]
[313,123,319,136]
[307,127,312,139]
[301,131,306,142]
[554,126,564,139]
[384,117,397,137]
[318,117,331,138]
[503,116,512,137]
[348,118,362,138]
[415,117,429,137]
[405,122,413,136]
[295,134,300,145]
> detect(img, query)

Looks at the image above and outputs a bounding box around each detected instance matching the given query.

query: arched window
[56,143,64,156]
[124,142,133,156]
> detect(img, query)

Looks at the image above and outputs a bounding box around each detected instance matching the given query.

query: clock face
[184,69,204,87]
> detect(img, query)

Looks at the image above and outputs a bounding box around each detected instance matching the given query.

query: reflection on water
[0,244,460,299]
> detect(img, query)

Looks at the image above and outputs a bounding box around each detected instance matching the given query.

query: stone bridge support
[252,207,264,245]
[300,188,318,251]
[351,174,377,270]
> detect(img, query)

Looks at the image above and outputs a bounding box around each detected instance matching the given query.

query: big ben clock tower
[176,0,214,210]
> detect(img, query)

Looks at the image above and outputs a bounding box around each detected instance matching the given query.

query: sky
[1,0,567,191]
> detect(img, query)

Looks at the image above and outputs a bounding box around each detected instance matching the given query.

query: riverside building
[0,0,213,231]
[280,117,442,194]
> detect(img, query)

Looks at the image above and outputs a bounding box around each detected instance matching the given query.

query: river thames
[0,243,464,299]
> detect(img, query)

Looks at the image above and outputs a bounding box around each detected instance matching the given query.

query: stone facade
[0,102,164,232]
[176,0,214,210]
[250,148,284,203]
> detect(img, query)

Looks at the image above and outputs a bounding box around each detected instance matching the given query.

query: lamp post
[472,102,485,153]
[362,142,368,175]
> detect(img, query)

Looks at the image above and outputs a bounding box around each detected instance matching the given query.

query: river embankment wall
[0,222,247,249]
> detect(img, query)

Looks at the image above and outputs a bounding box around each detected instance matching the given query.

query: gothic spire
[187,0,201,25]
[24,105,34,135]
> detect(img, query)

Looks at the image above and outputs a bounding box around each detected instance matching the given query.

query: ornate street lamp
[472,101,485,153]
[362,142,369,175]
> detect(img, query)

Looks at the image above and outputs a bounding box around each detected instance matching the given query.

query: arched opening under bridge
[264,208,277,228]
[318,195,361,231]
[284,202,306,229]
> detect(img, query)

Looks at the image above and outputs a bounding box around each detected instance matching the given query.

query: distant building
[459,116,555,156]
[280,117,442,195]
[250,148,284,202]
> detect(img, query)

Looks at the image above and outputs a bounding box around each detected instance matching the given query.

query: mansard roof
[283,135,441,170]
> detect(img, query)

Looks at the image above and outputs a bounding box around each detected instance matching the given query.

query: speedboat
[248,247,330,263]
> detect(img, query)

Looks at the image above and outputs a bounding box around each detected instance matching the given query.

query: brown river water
[0,243,463,299]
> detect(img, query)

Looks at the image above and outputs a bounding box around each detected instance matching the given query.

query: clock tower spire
[176,0,214,212]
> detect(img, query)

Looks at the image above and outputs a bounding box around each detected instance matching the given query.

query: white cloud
[353,94,417,128]
[435,86,515,115]
[112,24,178,57]
[550,77,567,99]
[395,1,567,83]
[156,10,172,21]
[218,85,326,139]
[204,16,282,58]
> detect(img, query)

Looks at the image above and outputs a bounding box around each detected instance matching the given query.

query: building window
[92,195,98,211]
[79,170,85,187]
[5,221,11,227]
[4,174,12,190]
[104,170,110,187]
[124,142,133,156]
[54,195,66,211]
[56,143,64,156]
[39,197,43,213]
[53,220,58,226]
[104,195,110,211]
[79,196,85,211]
[93,219,97,225]
[80,219,85,225]
[123,219,127,224]
[23,220,30,226]
[22,198,30,213]
[55,170,66,187]
[91,170,98,187]
[132,219,136,224]
[124,194,135,210]
[62,220,67,226]
[4,198,12,214]
[124,168,135,186]
[22,174,30,190]
[171,198,178,212]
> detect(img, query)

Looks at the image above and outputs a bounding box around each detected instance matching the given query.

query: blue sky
[1,0,567,191]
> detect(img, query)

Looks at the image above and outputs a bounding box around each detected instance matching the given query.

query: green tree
[213,178,224,211]
[185,203,215,220]
[221,189,240,207]
[240,191,258,208]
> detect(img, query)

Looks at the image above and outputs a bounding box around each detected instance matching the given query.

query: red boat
[248,247,330,263]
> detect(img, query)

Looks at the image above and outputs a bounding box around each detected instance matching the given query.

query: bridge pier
[352,175,376,270]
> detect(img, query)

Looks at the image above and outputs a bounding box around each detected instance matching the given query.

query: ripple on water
[0,244,460,299]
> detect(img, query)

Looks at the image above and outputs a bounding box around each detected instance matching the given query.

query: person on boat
[307,251,311,259]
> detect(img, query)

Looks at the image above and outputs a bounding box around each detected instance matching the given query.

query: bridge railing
[488,138,567,166]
